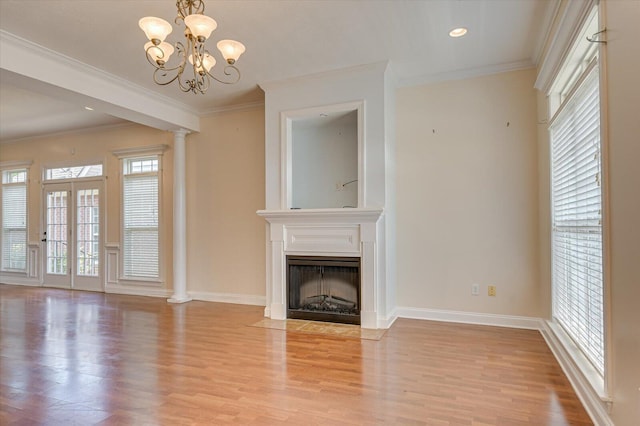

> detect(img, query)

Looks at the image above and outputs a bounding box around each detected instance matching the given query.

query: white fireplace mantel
[257,208,386,329]
[257,208,383,224]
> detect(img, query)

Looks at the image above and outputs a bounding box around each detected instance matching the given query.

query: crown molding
[533,0,563,67]
[534,0,597,93]
[0,30,200,132]
[259,61,389,93]
[398,59,535,88]
[200,100,265,116]
[0,121,137,146]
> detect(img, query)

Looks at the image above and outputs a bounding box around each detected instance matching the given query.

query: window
[1,169,28,271]
[44,164,103,180]
[122,157,160,279]
[549,7,605,377]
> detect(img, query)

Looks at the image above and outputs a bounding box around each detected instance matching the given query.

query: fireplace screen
[287,256,360,324]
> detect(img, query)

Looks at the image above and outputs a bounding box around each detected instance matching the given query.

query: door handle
[41,238,47,242]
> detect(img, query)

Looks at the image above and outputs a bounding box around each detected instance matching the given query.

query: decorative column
[168,129,192,303]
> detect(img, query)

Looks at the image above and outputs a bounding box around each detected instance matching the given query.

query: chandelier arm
[147,42,191,90]
[177,75,197,93]
[190,61,206,93]
[146,41,186,72]
[177,62,199,93]
[196,73,211,94]
[206,65,241,85]
[144,44,164,68]
[153,68,183,89]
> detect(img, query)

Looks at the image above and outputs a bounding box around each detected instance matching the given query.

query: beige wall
[536,89,552,320]
[0,106,267,299]
[0,124,176,286]
[602,1,640,424]
[185,107,266,297]
[395,68,541,317]
[0,125,173,287]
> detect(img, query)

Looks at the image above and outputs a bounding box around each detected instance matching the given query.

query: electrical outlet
[335,182,343,191]
[488,285,496,297]
[472,284,479,296]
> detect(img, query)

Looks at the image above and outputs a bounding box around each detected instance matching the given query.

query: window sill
[544,320,612,409]
[0,269,27,275]
[118,277,164,287]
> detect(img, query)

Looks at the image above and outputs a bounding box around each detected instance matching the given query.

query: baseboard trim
[377,308,398,329]
[190,291,266,307]
[539,320,613,426]
[104,284,171,298]
[396,306,543,330]
[0,276,41,287]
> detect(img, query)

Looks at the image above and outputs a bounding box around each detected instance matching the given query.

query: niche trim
[280,100,365,210]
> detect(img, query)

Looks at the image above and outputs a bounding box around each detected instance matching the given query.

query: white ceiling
[0,0,555,143]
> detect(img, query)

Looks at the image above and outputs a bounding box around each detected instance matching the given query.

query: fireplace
[258,61,396,329]
[287,255,360,325]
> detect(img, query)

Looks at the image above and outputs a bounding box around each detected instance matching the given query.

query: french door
[43,180,103,291]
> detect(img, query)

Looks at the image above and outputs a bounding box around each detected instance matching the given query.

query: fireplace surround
[256,207,387,328]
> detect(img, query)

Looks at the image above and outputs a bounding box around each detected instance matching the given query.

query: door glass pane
[77,189,99,277]
[47,191,68,275]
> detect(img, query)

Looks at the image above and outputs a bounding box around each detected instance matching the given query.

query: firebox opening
[287,256,361,325]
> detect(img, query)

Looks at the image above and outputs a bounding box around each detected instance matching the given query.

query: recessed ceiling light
[84,106,94,111]
[449,27,468,38]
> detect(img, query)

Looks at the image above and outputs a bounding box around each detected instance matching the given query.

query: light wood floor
[0,284,592,425]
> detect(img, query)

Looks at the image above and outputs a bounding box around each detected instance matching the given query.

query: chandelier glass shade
[139,0,245,94]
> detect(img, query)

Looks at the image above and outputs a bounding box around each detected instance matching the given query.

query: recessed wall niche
[290,108,359,209]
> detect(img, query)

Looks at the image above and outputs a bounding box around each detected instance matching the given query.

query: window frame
[113,145,168,286]
[43,163,104,181]
[546,2,611,401]
[0,165,30,273]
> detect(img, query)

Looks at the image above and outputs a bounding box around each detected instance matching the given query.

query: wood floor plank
[0,284,592,425]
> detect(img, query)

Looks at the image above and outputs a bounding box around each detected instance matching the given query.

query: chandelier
[138,0,245,95]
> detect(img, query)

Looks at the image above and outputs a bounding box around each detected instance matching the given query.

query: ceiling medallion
[139,0,245,94]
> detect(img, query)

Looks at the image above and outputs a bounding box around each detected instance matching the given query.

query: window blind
[550,65,604,374]
[1,183,27,270]
[123,172,159,278]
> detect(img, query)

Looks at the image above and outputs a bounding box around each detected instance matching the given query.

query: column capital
[172,128,191,141]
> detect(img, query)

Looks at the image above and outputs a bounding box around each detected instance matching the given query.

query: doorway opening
[42,164,104,291]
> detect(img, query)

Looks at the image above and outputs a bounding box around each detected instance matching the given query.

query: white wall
[396,68,541,317]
